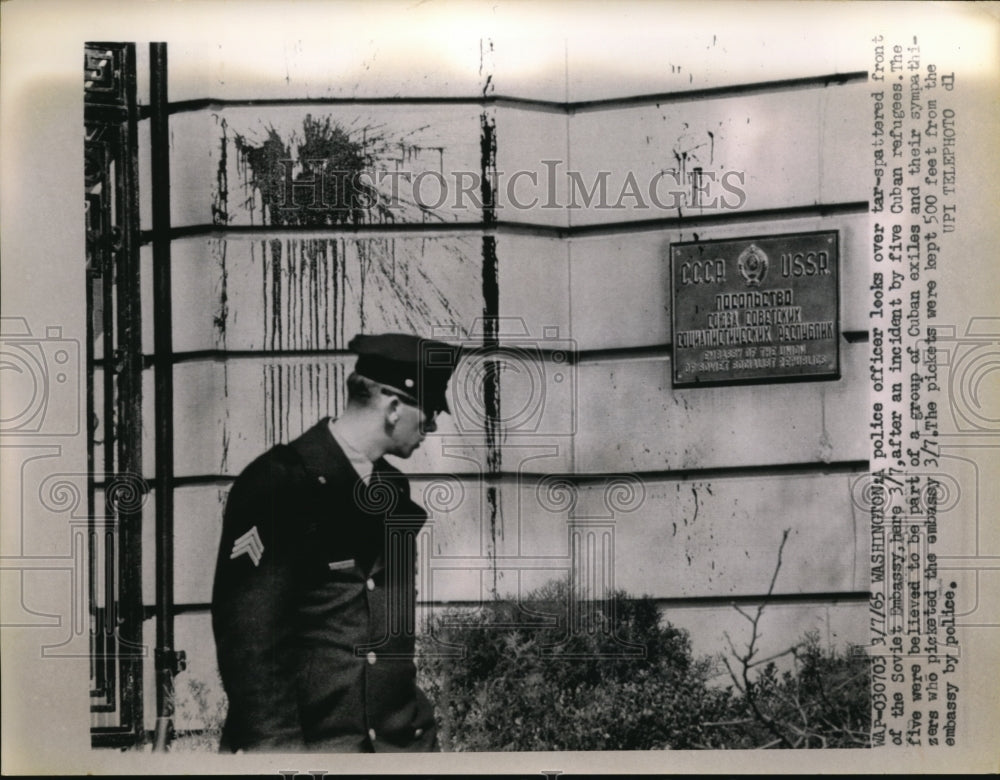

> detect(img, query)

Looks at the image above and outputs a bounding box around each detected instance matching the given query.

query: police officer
[211,333,457,752]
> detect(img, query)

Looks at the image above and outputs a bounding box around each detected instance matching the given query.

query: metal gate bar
[149,41,183,751]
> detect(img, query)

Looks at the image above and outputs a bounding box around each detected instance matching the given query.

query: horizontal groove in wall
[578,332,868,364]
[562,202,870,239]
[421,591,873,610]
[146,71,868,118]
[155,589,870,618]
[141,221,497,244]
[139,202,870,246]
[154,95,566,117]
[107,459,869,493]
[94,342,577,369]
[568,71,869,113]
[164,348,349,366]
[576,344,674,363]
[458,460,874,484]
[97,331,866,370]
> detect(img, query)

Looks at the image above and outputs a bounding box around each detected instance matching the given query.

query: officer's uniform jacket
[211,418,437,752]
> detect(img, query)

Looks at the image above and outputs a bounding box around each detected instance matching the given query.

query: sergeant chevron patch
[230,526,264,566]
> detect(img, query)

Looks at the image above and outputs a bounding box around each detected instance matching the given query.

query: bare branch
[721,654,746,695]
[743,529,791,670]
[722,631,743,661]
[723,529,797,749]
[740,643,793,748]
[747,644,804,669]
[768,529,791,598]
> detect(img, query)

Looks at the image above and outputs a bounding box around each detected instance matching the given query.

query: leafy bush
[418,578,731,750]
[417,578,870,751]
[157,582,870,751]
[167,674,227,752]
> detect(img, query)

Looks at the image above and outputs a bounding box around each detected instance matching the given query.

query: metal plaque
[671,231,839,386]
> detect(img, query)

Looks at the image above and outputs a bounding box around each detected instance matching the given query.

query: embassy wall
[130,33,871,733]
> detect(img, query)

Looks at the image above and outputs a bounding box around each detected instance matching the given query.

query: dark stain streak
[268,239,282,351]
[480,37,495,98]
[212,116,229,225]
[480,115,497,227]
[691,167,704,209]
[480,39,500,595]
[213,239,229,338]
[214,239,230,473]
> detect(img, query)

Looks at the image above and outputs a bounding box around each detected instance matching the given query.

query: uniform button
[414,728,423,738]
[366,578,375,591]
[366,651,377,665]
[368,728,376,741]
[317,476,326,484]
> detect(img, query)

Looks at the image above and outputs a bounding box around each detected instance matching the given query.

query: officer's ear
[385,395,401,425]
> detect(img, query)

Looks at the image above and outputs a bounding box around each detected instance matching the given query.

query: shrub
[418,578,731,751]
[417,578,870,751]
[717,631,872,749]
[168,673,227,752]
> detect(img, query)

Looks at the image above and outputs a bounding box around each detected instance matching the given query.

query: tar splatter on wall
[203,111,483,452]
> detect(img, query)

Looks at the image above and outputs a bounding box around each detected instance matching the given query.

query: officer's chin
[395,442,420,458]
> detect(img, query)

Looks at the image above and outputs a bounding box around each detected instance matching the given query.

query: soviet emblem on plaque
[737,243,769,287]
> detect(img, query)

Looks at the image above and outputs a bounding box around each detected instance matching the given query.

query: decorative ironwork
[84,41,145,749]
[84,45,128,106]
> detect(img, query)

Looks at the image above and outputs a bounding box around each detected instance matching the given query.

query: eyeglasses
[380,387,439,422]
